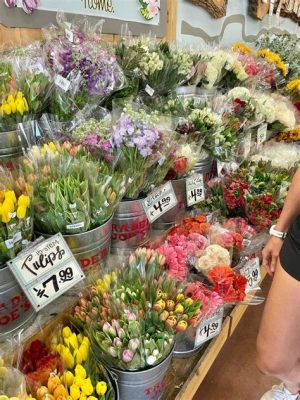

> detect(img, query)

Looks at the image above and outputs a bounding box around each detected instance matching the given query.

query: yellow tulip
[7,94,14,103]
[75,365,87,379]
[70,385,80,400]
[5,190,16,204]
[96,381,107,396]
[81,379,93,396]
[79,397,87,400]
[62,326,72,338]
[73,349,83,365]
[18,194,30,207]
[87,397,97,400]
[77,333,83,345]
[73,376,84,388]
[10,101,16,113]
[49,142,57,152]
[16,99,25,115]
[17,205,27,219]
[24,97,29,112]
[16,91,23,99]
[62,348,75,369]
[68,333,79,350]
[62,371,74,387]
[82,337,90,347]
[78,344,88,362]
[2,103,11,115]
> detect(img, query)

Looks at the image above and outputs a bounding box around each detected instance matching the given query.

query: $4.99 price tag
[8,233,85,312]
[240,257,261,291]
[194,307,224,348]
[186,173,205,207]
[143,182,178,223]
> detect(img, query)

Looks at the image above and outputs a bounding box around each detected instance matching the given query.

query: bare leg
[257,261,300,394]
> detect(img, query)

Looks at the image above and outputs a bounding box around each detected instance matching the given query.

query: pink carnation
[185,282,223,317]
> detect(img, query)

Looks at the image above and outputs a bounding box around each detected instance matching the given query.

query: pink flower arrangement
[185,282,223,318]
[158,233,208,281]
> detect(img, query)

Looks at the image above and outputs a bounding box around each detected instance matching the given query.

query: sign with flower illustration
[2,0,161,25]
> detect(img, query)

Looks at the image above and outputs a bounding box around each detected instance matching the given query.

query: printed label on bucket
[186,173,205,206]
[143,182,178,223]
[240,257,261,291]
[8,233,85,311]
[195,307,224,348]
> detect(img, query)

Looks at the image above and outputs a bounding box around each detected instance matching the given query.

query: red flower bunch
[210,225,244,252]
[168,215,211,237]
[233,98,247,113]
[224,174,249,210]
[20,340,63,390]
[185,281,223,317]
[247,194,282,232]
[222,217,256,239]
[208,265,247,302]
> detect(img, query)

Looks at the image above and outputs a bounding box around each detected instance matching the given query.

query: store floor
[194,276,278,400]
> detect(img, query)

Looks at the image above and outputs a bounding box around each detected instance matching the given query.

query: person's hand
[262,236,284,277]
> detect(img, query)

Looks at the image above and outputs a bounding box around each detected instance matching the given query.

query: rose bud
[153,299,166,313]
[176,293,185,302]
[176,320,188,333]
[166,300,175,311]
[122,349,134,363]
[175,304,184,314]
[108,346,118,357]
[159,310,169,321]
[128,338,140,352]
[117,327,126,339]
[113,337,122,347]
[165,316,177,329]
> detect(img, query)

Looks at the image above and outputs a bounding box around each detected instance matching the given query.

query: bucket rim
[35,215,113,239]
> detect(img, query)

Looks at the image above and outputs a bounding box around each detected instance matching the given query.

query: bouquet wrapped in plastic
[44,13,125,121]
[0,166,33,266]
[74,248,202,371]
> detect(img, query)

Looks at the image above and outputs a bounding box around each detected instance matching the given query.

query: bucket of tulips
[23,141,127,275]
[73,248,202,400]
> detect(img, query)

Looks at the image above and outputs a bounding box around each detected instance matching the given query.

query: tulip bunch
[0,168,33,266]
[74,247,202,371]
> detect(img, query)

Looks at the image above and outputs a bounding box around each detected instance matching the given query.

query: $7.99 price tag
[142,182,178,223]
[186,173,205,207]
[8,233,85,312]
[240,257,261,291]
[194,307,224,348]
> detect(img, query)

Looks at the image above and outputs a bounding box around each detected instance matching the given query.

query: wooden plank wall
[0,0,177,48]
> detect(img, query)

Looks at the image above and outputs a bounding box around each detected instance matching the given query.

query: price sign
[186,173,205,206]
[55,75,71,92]
[145,84,155,97]
[240,257,261,291]
[8,234,85,311]
[243,132,252,159]
[143,182,177,223]
[195,307,224,348]
[257,124,268,147]
[65,29,74,43]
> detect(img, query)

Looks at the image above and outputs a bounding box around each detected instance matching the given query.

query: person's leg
[257,261,300,394]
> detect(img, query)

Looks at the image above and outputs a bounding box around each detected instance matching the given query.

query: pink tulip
[122,349,134,363]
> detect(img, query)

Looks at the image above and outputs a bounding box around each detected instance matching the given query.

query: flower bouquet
[74,248,202,371]
[44,13,125,121]
[285,79,300,111]
[24,144,127,234]
[256,48,288,87]
[0,167,33,266]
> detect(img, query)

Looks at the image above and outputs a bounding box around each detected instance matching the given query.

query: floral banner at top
[10,0,161,24]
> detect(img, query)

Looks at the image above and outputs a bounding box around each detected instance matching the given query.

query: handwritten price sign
[143,182,177,223]
[240,257,261,291]
[257,124,268,147]
[186,174,205,207]
[8,234,85,311]
[195,307,224,348]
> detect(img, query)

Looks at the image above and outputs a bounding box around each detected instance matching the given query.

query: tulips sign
[8,234,85,311]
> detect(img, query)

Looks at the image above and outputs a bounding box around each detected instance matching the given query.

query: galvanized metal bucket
[0,130,22,159]
[108,347,174,400]
[174,329,203,359]
[152,178,187,231]
[111,199,151,253]
[176,85,196,95]
[36,217,113,274]
[193,154,216,183]
[0,265,35,340]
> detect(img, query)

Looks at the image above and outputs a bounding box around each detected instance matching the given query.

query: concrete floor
[194,277,278,400]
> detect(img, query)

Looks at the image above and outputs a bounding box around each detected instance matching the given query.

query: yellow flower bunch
[0,190,30,224]
[0,91,29,117]
[286,79,300,95]
[50,326,107,400]
[96,272,117,293]
[257,48,288,77]
[233,42,252,54]
[277,127,300,142]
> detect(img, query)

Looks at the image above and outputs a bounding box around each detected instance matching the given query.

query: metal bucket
[109,347,174,400]
[0,130,22,159]
[111,199,151,253]
[176,85,196,95]
[0,265,35,339]
[152,178,187,231]
[193,155,216,183]
[174,329,203,359]
[36,217,113,274]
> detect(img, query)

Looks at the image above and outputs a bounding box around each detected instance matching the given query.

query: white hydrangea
[251,141,300,170]
[274,101,296,129]
[254,94,276,124]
